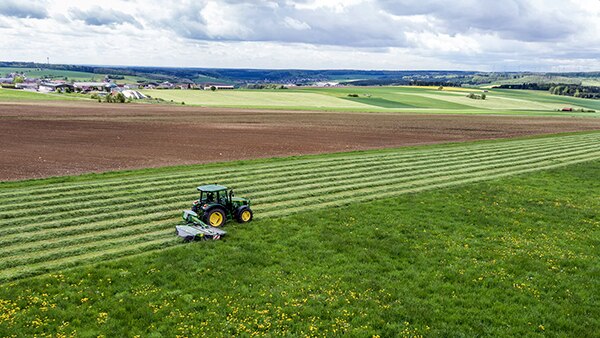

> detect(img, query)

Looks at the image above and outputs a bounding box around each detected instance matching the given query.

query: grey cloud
[158,0,590,48]
[2,0,598,71]
[0,0,48,19]
[379,0,580,42]
[162,1,410,47]
[69,6,142,29]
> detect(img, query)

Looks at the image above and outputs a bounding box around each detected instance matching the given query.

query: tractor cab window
[216,191,229,205]
[206,192,215,202]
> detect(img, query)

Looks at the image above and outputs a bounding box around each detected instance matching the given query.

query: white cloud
[283,16,311,30]
[199,1,253,39]
[0,0,598,71]
[291,0,367,13]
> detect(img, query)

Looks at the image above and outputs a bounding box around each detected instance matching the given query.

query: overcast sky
[0,0,599,71]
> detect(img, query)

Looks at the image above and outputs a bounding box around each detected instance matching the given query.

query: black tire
[235,206,253,223]
[204,207,227,227]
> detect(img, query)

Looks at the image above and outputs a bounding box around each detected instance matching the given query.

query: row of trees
[549,85,600,99]
[495,83,553,90]
[495,83,600,100]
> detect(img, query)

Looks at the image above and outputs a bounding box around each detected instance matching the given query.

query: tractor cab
[191,184,253,227]
[197,184,231,206]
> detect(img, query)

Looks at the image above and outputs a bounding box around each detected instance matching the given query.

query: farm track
[1,133,600,281]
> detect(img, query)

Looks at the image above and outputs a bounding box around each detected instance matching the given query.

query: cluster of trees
[549,85,600,99]
[91,92,128,103]
[466,93,486,100]
[55,87,73,94]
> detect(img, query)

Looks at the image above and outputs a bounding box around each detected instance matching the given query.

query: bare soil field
[2,101,600,181]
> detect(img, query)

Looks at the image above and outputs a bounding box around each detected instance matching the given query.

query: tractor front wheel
[235,206,253,223]
[205,208,226,227]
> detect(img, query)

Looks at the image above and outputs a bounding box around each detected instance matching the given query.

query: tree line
[548,85,600,99]
[495,83,600,99]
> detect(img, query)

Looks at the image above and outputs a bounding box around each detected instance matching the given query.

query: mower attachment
[175,210,227,241]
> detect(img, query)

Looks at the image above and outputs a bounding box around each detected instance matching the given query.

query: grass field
[141,89,375,109]
[141,86,600,116]
[1,84,598,117]
[0,139,598,336]
[0,132,599,283]
[0,88,89,101]
[0,67,151,84]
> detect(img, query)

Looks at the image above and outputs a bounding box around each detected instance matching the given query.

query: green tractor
[190,184,253,227]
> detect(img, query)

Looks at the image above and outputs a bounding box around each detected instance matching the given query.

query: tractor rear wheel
[205,208,226,227]
[236,206,253,223]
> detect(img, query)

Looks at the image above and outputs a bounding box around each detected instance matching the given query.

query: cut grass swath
[2,132,596,202]
[0,135,594,231]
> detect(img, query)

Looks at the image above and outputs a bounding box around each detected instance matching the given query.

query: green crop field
[141,89,375,109]
[0,132,599,336]
[1,82,598,117]
[142,86,600,116]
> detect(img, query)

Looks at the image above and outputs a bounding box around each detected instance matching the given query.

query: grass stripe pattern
[1,132,599,281]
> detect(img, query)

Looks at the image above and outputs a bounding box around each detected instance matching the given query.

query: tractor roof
[197,184,228,192]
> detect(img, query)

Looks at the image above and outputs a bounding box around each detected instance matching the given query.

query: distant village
[0,71,237,100]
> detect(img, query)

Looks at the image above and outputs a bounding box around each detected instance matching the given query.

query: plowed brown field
[2,101,600,181]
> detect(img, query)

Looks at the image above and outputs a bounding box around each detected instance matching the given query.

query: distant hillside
[1,61,599,86]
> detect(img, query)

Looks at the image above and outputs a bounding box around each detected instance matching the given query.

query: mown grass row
[0,136,595,231]
[3,144,597,254]
[1,133,596,217]
[1,133,599,281]
[2,132,597,203]
[0,142,586,225]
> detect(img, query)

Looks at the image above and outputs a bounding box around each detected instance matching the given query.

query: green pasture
[141,86,600,116]
[0,131,599,281]
[489,89,600,111]
[0,67,151,84]
[0,88,87,101]
[305,86,599,111]
[0,133,599,336]
[141,89,375,109]
[0,78,598,116]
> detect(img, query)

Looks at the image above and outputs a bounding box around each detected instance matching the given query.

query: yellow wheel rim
[209,212,223,226]
[241,210,251,222]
